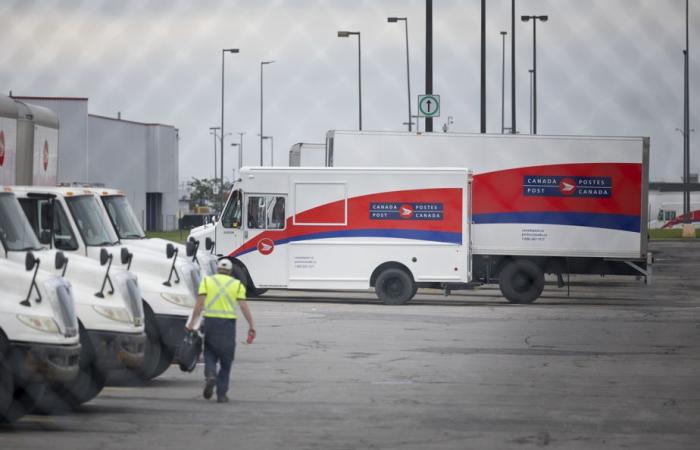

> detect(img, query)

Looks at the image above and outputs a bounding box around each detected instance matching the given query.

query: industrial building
[11,96,179,231]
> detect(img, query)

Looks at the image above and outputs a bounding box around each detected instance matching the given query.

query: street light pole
[683,0,692,230]
[388,17,412,132]
[521,15,548,134]
[209,126,220,181]
[237,132,245,175]
[511,0,516,134]
[337,31,362,130]
[528,69,534,134]
[220,48,239,193]
[230,142,239,179]
[500,31,507,134]
[260,60,275,166]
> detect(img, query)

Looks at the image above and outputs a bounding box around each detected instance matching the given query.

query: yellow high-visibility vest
[198,274,246,319]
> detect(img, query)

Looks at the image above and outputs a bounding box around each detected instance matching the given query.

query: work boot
[203,378,216,400]
[217,395,229,403]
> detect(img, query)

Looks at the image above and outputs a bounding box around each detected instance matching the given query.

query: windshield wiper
[122,233,145,239]
[12,246,41,252]
[90,241,118,247]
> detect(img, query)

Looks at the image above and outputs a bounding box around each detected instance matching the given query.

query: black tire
[136,305,172,380]
[498,259,545,304]
[231,263,267,298]
[375,268,416,305]
[0,354,19,423]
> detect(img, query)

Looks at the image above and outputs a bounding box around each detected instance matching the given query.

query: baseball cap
[217,259,233,272]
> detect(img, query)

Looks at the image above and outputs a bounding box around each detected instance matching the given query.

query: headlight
[160,292,196,307]
[115,272,145,327]
[93,305,133,323]
[43,277,79,338]
[17,315,61,334]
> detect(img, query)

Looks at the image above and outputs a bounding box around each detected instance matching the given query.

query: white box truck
[288,142,326,167]
[291,130,651,303]
[189,167,472,304]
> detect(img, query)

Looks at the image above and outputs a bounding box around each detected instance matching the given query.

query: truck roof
[326,129,649,141]
[240,166,471,174]
[10,185,97,197]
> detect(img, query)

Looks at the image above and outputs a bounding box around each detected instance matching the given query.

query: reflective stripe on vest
[203,275,240,319]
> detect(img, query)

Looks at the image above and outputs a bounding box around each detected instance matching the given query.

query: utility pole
[511,0,516,134]
[425,0,433,132]
[480,0,486,133]
[682,0,694,236]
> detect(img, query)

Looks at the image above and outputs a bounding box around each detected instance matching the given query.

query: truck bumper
[87,330,147,372]
[10,342,81,385]
[154,314,187,355]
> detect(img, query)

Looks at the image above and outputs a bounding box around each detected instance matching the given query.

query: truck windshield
[65,195,119,246]
[102,195,146,239]
[0,193,42,251]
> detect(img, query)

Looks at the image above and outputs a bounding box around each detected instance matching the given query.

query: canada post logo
[370,202,443,220]
[523,176,612,198]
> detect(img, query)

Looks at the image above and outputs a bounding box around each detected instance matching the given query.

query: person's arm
[186,294,206,330]
[238,299,255,339]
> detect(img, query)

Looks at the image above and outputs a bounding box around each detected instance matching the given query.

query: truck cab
[95,187,218,277]
[0,188,146,410]
[12,186,200,379]
[0,255,80,422]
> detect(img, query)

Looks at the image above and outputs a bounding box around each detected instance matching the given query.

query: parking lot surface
[1,240,699,449]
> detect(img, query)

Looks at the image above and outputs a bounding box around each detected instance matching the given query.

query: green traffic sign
[418,94,440,117]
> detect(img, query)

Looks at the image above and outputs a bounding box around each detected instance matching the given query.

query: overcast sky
[1,0,698,182]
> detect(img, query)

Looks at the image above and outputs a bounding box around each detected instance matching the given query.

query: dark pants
[203,317,237,398]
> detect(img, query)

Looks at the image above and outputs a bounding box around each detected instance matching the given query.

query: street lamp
[388,17,412,132]
[209,126,220,181]
[220,48,239,194]
[500,31,507,134]
[260,60,275,166]
[521,15,548,134]
[337,30,362,130]
[262,136,274,166]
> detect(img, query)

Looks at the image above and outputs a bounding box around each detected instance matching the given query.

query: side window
[247,196,267,229]
[221,190,242,229]
[664,211,677,221]
[246,195,286,230]
[267,196,286,229]
[53,203,79,251]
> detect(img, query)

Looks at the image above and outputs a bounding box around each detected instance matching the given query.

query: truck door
[241,193,288,288]
[217,189,244,257]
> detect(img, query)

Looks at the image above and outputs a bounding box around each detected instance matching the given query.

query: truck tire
[375,268,416,305]
[0,355,19,423]
[136,305,172,380]
[499,259,545,304]
[232,264,267,298]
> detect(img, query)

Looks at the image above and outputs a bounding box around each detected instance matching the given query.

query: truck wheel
[136,305,171,380]
[375,268,416,305]
[499,259,545,304]
[232,264,267,298]
[0,356,19,423]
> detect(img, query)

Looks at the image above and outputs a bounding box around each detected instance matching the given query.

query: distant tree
[188,177,216,210]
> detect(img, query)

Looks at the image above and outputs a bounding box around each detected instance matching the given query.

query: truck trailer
[290,130,651,303]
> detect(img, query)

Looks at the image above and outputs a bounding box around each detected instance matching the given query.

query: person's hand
[246,328,256,344]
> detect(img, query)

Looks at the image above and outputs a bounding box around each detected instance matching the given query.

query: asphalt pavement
[1,240,699,450]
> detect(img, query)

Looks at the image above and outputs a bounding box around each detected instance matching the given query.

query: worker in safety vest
[186,259,255,403]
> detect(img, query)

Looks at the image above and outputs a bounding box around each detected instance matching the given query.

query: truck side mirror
[166,243,176,259]
[25,251,38,271]
[99,248,110,266]
[55,251,67,270]
[186,240,197,257]
[38,229,52,245]
[120,247,132,265]
[205,237,214,251]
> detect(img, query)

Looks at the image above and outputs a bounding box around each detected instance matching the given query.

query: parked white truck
[287,130,651,303]
[189,167,472,304]
[0,254,80,422]
[94,187,218,277]
[1,188,146,411]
